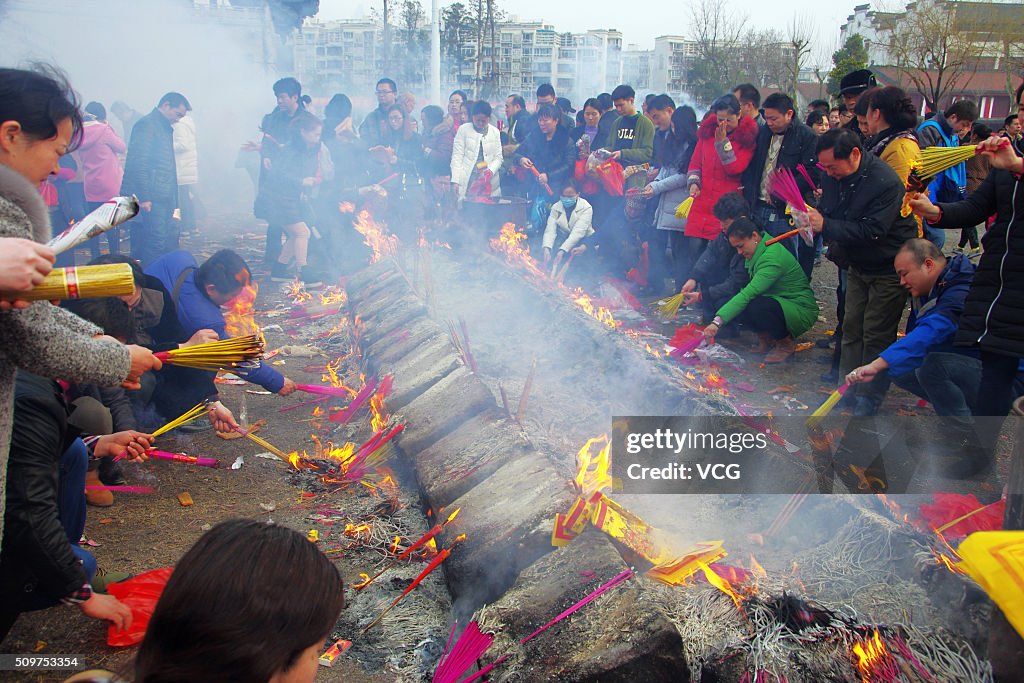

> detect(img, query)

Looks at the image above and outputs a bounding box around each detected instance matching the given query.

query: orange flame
[452,533,467,544]
[749,555,767,579]
[353,209,399,263]
[318,287,347,307]
[444,507,462,525]
[390,536,401,553]
[489,223,545,277]
[852,630,890,681]
[352,572,372,590]
[425,537,438,554]
[285,279,312,304]
[575,436,613,494]
[571,288,619,329]
[699,562,744,611]
[343,523,373,541]
[223,283,263,341]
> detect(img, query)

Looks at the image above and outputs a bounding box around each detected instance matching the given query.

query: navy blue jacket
[880,254,976,376]
[146,251,284,393]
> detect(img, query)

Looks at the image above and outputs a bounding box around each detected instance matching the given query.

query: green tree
[828,34,869,95]
[441,3,476,85]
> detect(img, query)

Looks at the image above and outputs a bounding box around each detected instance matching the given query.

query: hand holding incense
[528,165,554,196]
[17,264,135,301]
[146,450,219,468]
[806,383,849,429]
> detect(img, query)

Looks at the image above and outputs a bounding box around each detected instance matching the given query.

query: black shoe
[98,457,127,486]
[815,337,835,349]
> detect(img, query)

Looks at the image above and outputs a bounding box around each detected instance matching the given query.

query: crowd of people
[2,57,1024,680]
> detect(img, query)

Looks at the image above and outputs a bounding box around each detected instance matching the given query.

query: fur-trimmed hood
[0,163,50,243]
[697,113,759,148]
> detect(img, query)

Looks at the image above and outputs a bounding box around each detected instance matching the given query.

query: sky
[318,0,856,65]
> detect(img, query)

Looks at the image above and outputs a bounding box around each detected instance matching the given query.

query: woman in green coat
[702,218,818,362]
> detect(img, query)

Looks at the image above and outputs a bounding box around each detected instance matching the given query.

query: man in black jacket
[807,128,918,416]
[0,372,152,638]
[121,92,190,266]
[742,92,819,265]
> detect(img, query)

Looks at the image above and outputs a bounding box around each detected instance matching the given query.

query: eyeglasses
[376,89,394,95]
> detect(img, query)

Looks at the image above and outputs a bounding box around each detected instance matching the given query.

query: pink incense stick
[795,163,817,191]
[277,395,330,413]
[462,570,634,683]
[294,383,354,398]
[146,450,219,468]
[328,376,379,424]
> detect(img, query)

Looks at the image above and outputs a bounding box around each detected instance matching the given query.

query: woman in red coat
[685,94,758,270]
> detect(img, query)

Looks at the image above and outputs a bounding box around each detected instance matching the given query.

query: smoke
[0,0,283,211]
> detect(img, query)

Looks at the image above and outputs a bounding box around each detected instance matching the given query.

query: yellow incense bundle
[21,264,134,301]
[912,145,978,182]
[152,403,209,437]
[155,335,264,372]
[674,196,694,219]
[806,383,849,429]
[657,292,685,319]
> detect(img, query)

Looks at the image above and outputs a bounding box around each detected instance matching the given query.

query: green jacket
[605,113,654,165]
[716,239,818,337]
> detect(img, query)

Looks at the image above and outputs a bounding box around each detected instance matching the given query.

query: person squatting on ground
[701,217,818,363]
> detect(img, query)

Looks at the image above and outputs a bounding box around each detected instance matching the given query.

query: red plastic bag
[574,159,600,195]
[106,567,173,646]
[626,241,649,287]
[593,159,625,196]
[467,169,494,199]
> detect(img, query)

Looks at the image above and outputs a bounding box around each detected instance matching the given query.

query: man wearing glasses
[359,78,398,146]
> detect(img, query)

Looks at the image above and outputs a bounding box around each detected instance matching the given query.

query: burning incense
[233,426,292,464]
[433,621,495,683]
[277,396,330,413]
[48,195,139,254]
[154,335,264,372]
[145,450,219,468]
[806,383,849,429]
[354,507,461,591]
[360,548,454,634]
[463,570,635,683]
[674,196,693,219]
[22,264,134,301]
[329,377,378,424]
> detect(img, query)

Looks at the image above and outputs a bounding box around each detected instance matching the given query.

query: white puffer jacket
[450,122,502,200]
[173,113,198,186]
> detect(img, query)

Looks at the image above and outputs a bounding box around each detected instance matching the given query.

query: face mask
[561,197,577,210]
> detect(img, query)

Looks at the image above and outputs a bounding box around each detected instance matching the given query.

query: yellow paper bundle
[958,531,1024,637]
[674,196,694,219]
[22,264,134,301]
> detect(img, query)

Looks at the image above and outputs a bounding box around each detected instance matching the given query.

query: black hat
[556,97,576,114]
[839,69,877,96]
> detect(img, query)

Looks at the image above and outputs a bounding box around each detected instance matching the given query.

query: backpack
[918,120,967,203]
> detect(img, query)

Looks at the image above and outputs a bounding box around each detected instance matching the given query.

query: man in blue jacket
[845,239,1022,476]
[145,249,296,422]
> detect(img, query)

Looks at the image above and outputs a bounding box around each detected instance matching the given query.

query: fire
[644,343,662,358]
[312,406,324,417]
[489,223,544,277]
[575,436,613,495]
[932,532,967,575]
[353,209,399,263]
[390,536,401,553]
[699,561,744,611]
[287,452,302,469]
[343,523,373,542]
[452,533,467,544]
[223,282,263,342]
[425,537,438,555]
[445,507,462,524]
[317,287,347,307]
[571,288,619,329]
[352,573,372,590]
[321,357,357,396]
[285,279,312,304]
[852,630,895,681]
[749,555,767,579]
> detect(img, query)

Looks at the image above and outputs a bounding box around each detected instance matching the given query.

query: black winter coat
[935,168,1024,357]
[0,373,85,609]
[120,109,177,203]
[817,153,918,274]
[690,231,749,302]
[742,120,820,210]
[514,126,575,192]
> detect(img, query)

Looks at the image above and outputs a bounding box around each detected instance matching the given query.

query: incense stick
[22,264,136,301]
[765,227,802,246]
[233,426,292,463]
[154,335,264,372]
[806,383,849,429]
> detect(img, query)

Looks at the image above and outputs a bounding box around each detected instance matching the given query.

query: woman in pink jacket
[77,102,126,256]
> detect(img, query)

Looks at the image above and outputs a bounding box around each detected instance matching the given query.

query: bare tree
[810,36,838,102]
[784,13,816,102]
[742,28,786,90]
[876,0,986,112]
[686,0,749,106]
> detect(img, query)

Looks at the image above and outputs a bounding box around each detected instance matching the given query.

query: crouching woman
[702,218,818,363]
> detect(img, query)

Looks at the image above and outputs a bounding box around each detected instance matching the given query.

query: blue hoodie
[880,254,976,377]
[146,250,285,393]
